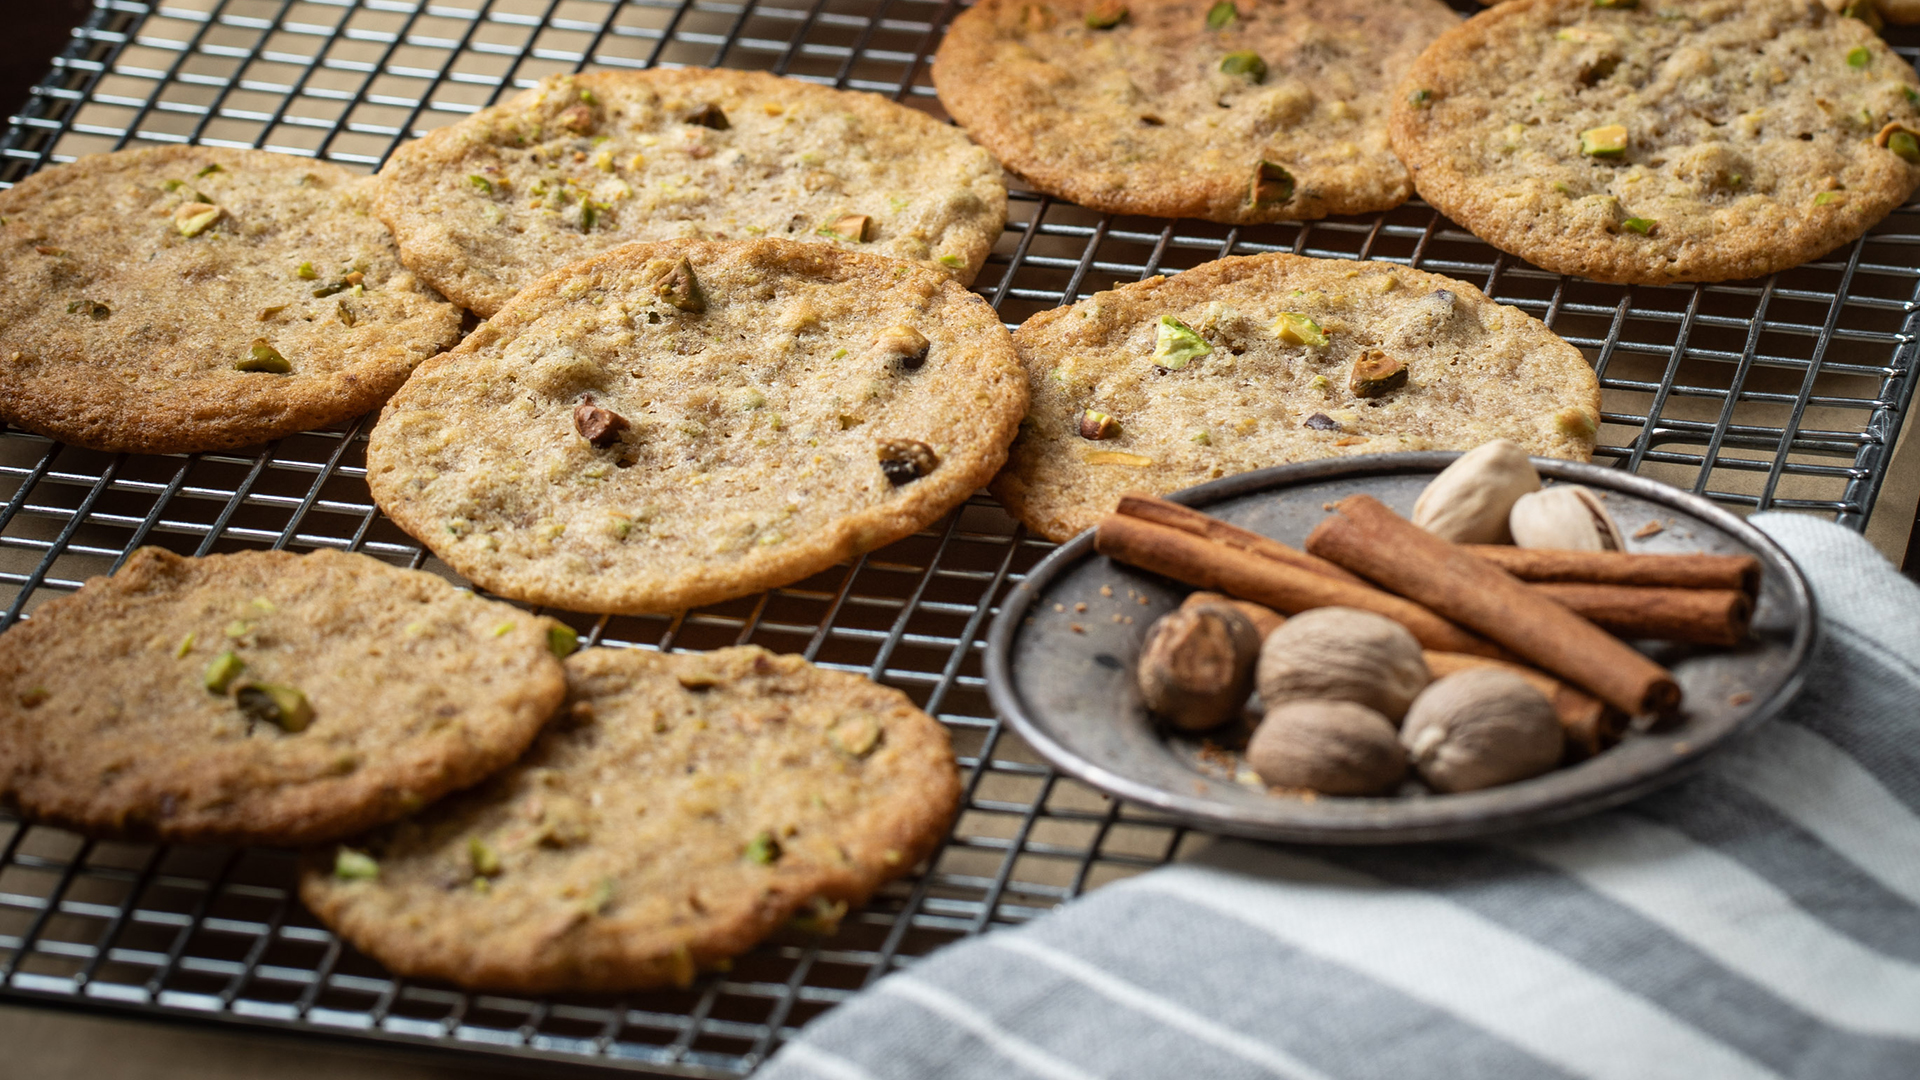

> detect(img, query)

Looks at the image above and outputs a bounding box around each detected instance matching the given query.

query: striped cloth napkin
[760,512,1920,1080]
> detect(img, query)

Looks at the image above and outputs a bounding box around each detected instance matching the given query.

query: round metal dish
[984,453,1818,844]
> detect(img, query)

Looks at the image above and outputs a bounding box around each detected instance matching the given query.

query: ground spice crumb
[1053,603,1065,613]
[1074,602,1088,613]
[1633,520,1666,539]
[1069,623,1085,634]
[1100,585,1114,597]
[1137,595,1150,605]
[1728,691,1754,706]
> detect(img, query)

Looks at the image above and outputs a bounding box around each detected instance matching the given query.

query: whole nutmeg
[1247,700,1408,795]
[1508,485,1624,552]
[1256,606,1430,722]
[1411,439,1541,544]
[1401,668,1565,793]
[1136,603,1261,731]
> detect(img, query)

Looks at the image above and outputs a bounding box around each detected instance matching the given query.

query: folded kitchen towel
[759,513,1920,1080]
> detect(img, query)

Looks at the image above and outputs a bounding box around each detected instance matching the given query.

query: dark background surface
[1,0,91,116]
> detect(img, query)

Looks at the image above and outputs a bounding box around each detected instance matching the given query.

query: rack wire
[3,0,1919,1075]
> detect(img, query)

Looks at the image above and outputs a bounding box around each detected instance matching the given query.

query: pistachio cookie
[0,547,568,845]
[301,645,960,993]
[371,69,1006,318]
[992,253,1599,541]
[0,146,462,454]
[1391,0,1920,285]
[930,0,1459,223]
[366,238,1025,613]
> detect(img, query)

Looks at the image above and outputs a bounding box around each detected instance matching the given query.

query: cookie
[371,69,1006,319]
[930,0,1459,223]
[0,146,463,454]
[991,253,1600,542]
[0,547,568,845]
[300,645,960,993]
[1390,0,1920,285]
[366,238,1027,614]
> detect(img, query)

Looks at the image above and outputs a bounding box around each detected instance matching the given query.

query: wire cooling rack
[4,0,1920,1075]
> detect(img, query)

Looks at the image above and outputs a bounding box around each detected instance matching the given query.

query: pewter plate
[984,453,1818,844]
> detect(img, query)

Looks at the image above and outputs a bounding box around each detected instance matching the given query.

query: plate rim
[982,452,1820,844]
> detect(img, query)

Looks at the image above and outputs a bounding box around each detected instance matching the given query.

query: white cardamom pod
[1508,485,1624,551]
[1411,439,1541,543]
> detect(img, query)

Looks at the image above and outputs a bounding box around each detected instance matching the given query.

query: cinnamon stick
[1118,494,1368,586]
[1464,545,1760,597]
[1305,495,1681,716]
[1096,513,1506,657]
[1423,651,1627,761]
[1533,583,1751,647]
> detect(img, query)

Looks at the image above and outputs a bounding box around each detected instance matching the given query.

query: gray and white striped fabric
[760,512,1920,1080]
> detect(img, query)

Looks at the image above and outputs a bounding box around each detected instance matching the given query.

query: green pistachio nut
[237,339,290,373]
[1152,316,1212,370]
[1205,1,1236,28]
[1271,312,1328,346]
[334,848,378,880]
[1580,123,1629,157]
[744,831,782,864]
[203,650,245,694]
[1247,160,1295,207]
[548,623,579,658]
[1086,0,1127,29]
[235,681,315,733]
[1219,50,1267,82]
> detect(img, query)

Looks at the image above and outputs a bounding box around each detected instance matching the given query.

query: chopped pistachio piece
[1078,409,1120,440]
[225,620,252,638]
[788,897,848,936]
[1622,216,1655,234]
[237,339,290,373]
[828,715,882,757]
[203,650,245,694]
[547,623,579,658]
[1591,0,1635,7]
[1408,88,1433,108]
[334,848,378,880]
[493,621,516,637]
[336,299,356,327]
[819,213,873,242]
[874,324,930,370]
[295,261,317,279]
[1847,46,1871,69]
[195,163,223,178]
[235,681,315,733]
[876,437,940,486]
[468,174,493,195]
[1889,130,1920,164]
[574,395,631,447]
[469,837,502,877]
[687,103,729,130]
[1152,315,1212,370]
[66,298,110,320]
[653,256,705,312]
[744,831,782,864]
[1555,405,1599,438]
[1247,160,1294,207]
[1085,450,1155,467]
[1190,430,1211,445]
[1814,191,1845,206]
[938,253,965,269]
[1349,350,1408,398]
[1205,0,1236,27]
[256,304,287,321]
[175,632,195,658]
[1219,50,1267,82]
[1086,0,1127,28]
[173,202,222,237]
[1842,0,1883,30]
[1580,124,1629,157]
[1271,312,1328,347]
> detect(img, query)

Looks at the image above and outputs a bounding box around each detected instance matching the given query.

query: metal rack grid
[2,0,1918,1074]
